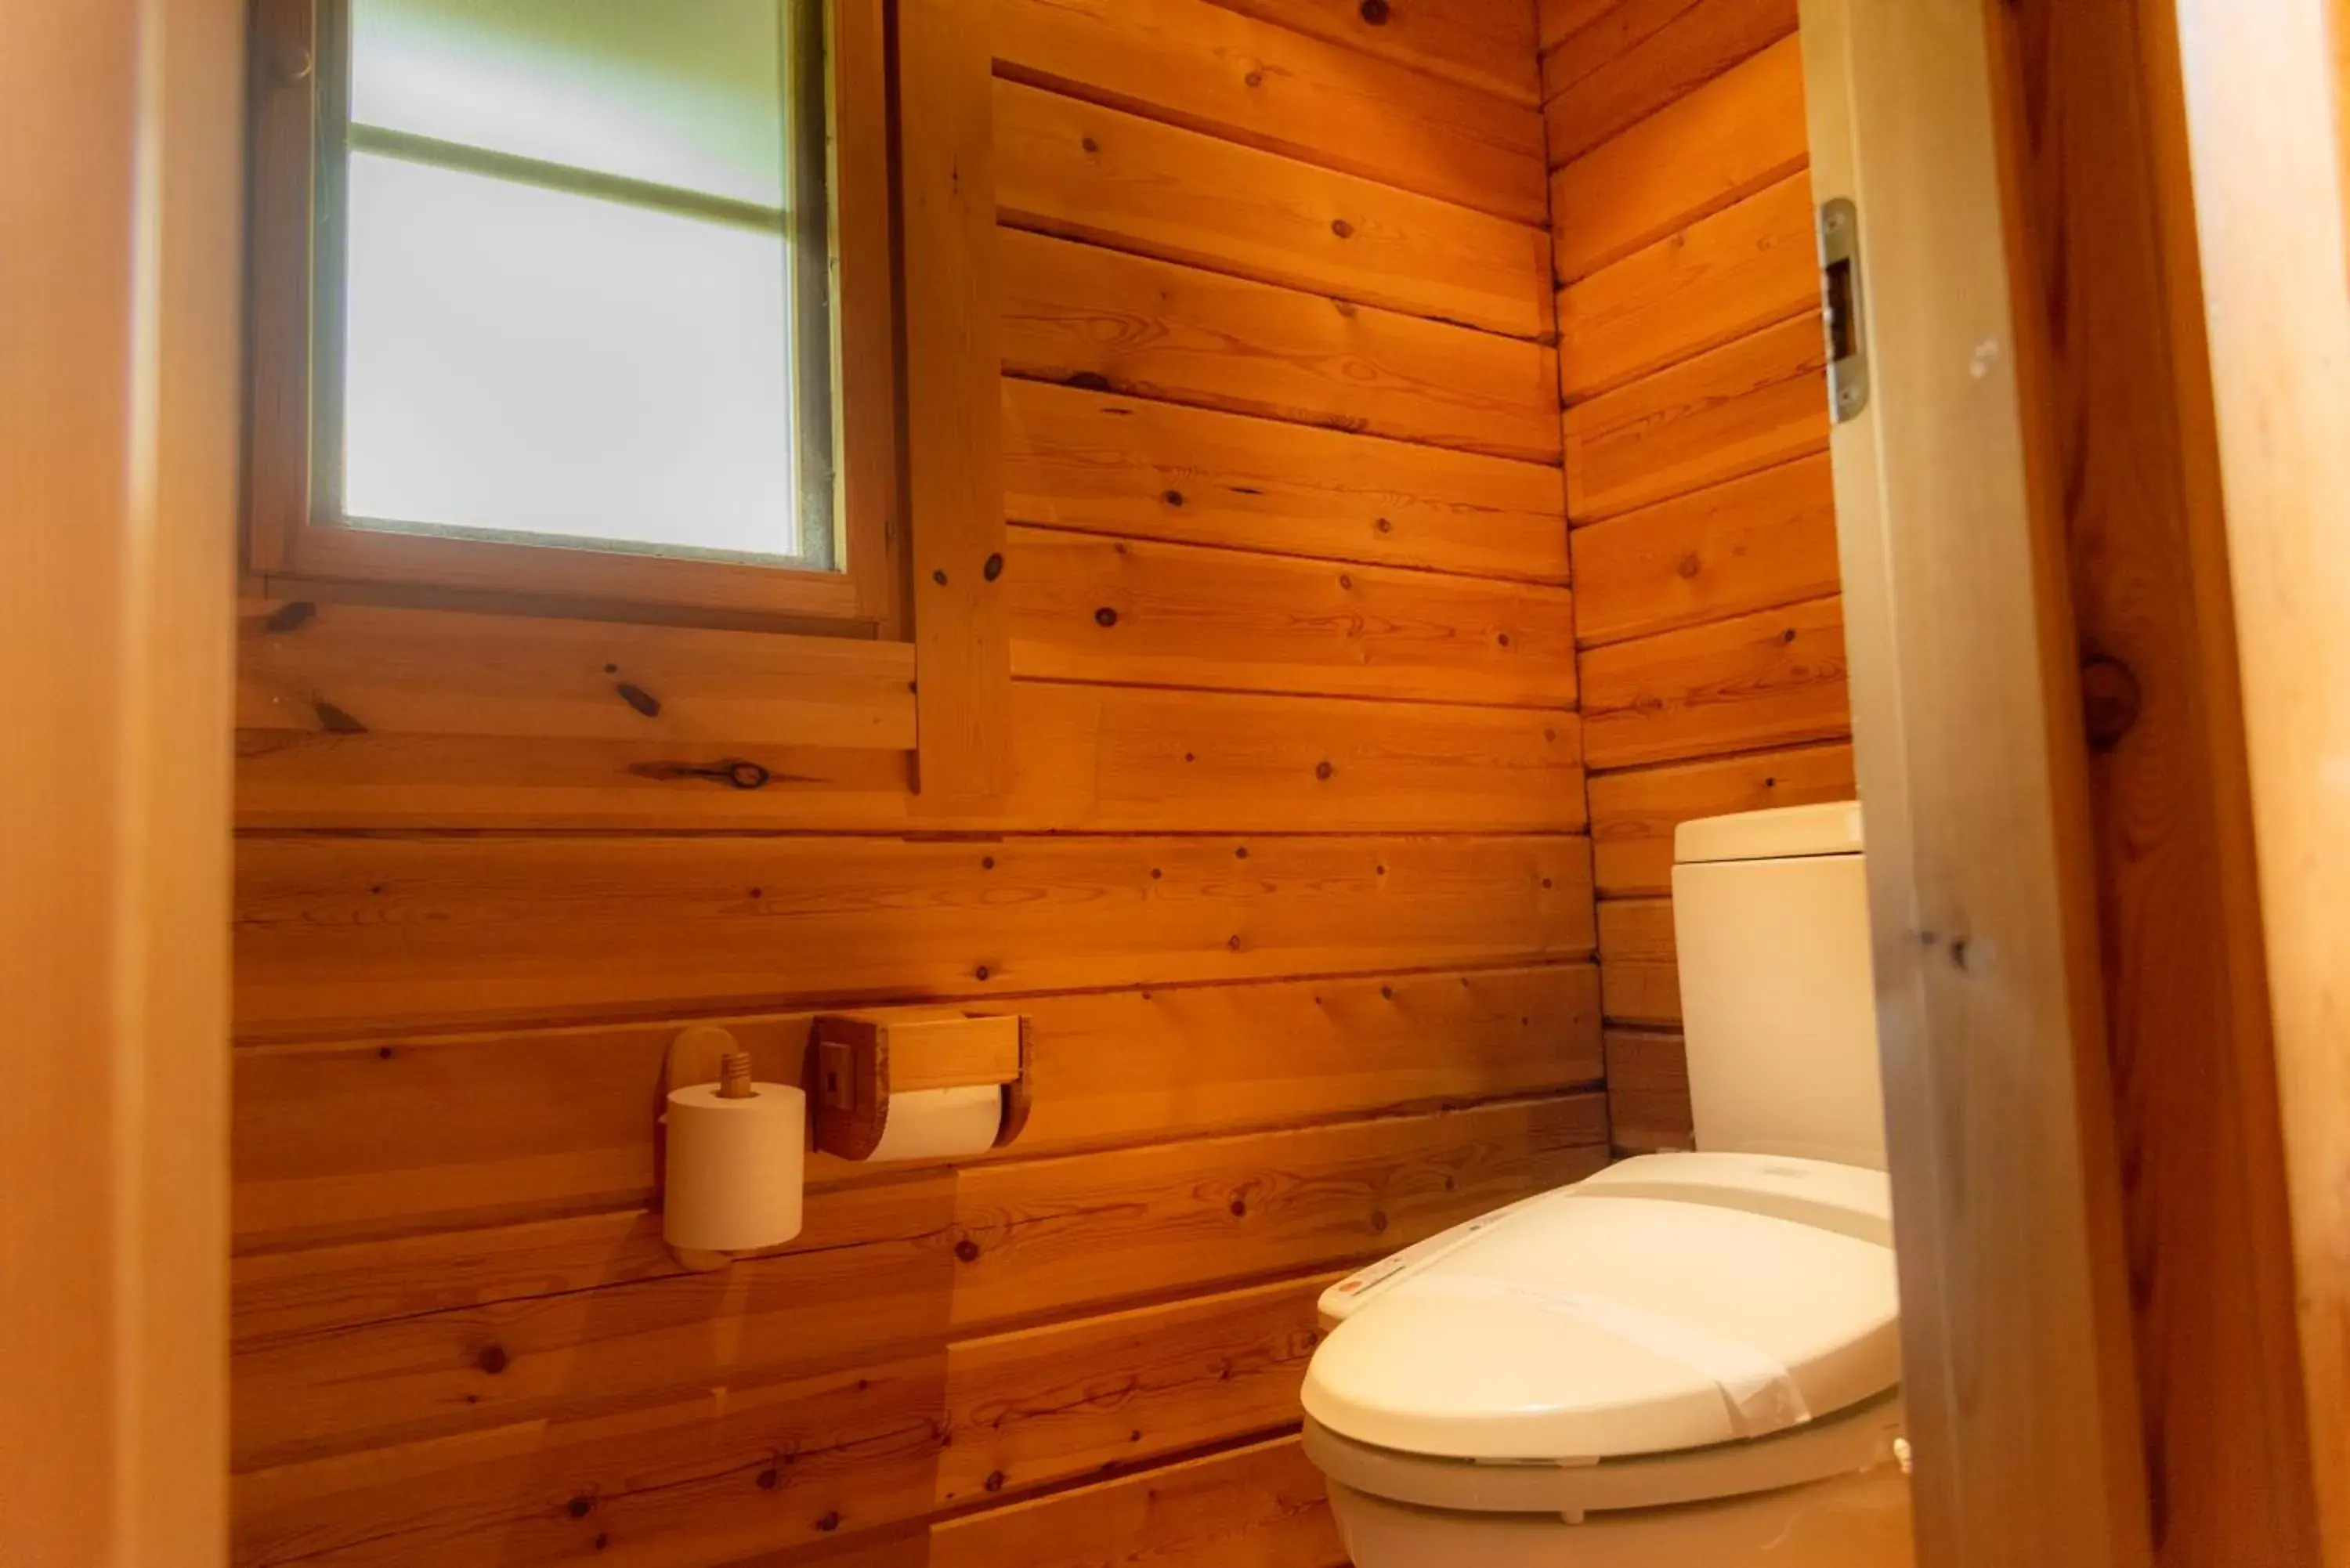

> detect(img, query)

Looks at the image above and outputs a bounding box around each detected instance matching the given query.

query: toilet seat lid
[1300,1154,1900,1462]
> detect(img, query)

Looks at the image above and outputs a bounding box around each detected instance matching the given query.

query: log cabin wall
[228,4,1600,1566]
[1538,0,1853,1154]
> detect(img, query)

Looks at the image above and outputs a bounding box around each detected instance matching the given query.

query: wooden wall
[228,4,1596,1566]
[1538,0,1851,1153]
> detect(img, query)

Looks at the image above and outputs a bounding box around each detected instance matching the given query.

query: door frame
[1799,2,2156,1563]
[0,1,244,1562]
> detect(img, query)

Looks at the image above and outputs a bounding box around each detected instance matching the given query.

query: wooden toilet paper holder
[809,1009,1032,1161]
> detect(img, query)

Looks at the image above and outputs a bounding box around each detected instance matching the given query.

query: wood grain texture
[1564,314,1830,522]
[1550,32,1810,282]
[1993,2,2326,1559]
[1540,0,1798,167]
[230,1097,1604,1475]
[1000,229,1562,463]
[1604,1026,1693,1153]
[226,13,1596,1565]
[233,833,1596,1037]
[928,1433,1344,1568]
[905,2,1016,804]
[1578,594,1846,770]
[238,681,1585,834]
[1003,378,1569,582]
[1214,0,1541,107]
[995,78,1550,339]
[993,0,1548,222]
[233,966,1603,1246]
[1570,453,1840,645]
[1006,527,1578,707]
[1559,171,1819,402]
[1596,897,1679,1027]
[2164,0,2350,1551]
[237,602,918,750]
[1587,741,1854,896]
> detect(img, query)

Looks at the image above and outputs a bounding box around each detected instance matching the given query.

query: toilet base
[1328,1462,1915,1567]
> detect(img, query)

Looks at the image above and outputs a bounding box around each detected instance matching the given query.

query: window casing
[245,0,899,630]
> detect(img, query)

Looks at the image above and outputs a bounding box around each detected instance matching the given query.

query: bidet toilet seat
[1300,1151,1904,1520]
[1303,1386,1907,1522]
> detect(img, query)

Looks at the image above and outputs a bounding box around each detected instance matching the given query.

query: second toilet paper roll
[866,1084,1003,1162]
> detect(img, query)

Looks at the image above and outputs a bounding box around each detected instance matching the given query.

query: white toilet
[1301,802,1914,1566]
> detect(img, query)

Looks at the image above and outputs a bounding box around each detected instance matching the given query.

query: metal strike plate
[1819,197,1869,423]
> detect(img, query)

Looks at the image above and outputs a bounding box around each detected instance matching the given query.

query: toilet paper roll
[663,1082,805,1252]
[866,1084,1004,1162]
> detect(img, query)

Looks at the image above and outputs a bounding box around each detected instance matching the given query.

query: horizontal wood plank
[995,78,1550,338]
[237,603,916,750]
[1587,740,1856,895]
[231,1098,1605,1469]
[233,965,1604,1246]
[1550,34,1811,282]
[238,682,1586,834]
[1605,1026,1694,1153]
[1000,229,1562,463]
[1579,594,1848,769]
[1541,0,1799,166]
[233,833,1597,1037]
[1216,0,1542,107]
[1002,379,1569,581]
[1559,172,1819,402]
[1006,527,1578,707]
[1597,896,1679,1025]
[935,1275,1329,1505]
[992,0,1547,222]
[1570,453,1840,645]
[949,1093,1607,1327]
[928,1434,1344,1568]
[1565,313,1830,522]
[234,1349,951,1567]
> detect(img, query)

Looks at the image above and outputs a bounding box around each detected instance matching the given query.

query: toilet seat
[1303,1386,1907,1523]
[1303,1153,1902,1469]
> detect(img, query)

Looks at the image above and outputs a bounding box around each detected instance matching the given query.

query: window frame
[244,0,902,631]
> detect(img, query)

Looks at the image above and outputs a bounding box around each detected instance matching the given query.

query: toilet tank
[1671,802,1887,1169]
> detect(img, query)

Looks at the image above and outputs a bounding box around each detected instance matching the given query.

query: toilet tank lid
[1676,800,1863,865]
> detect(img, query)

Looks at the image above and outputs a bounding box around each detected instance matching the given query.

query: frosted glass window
[324,0,830,567]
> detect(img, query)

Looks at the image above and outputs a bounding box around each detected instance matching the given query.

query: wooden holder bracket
[811,1009,1030,1162]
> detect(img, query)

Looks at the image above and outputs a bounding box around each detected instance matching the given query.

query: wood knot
[1244,69,1264,88]
[983,551,1003,582]
[1676,552,1704,580]
[1094,606,1119,627]
[1162,488,1185,507]
[1374,517,1392,533]
[1330,218,1355,240]
[475,1344,509,1375]
[1359,0,1390,22]
[1315,760,1334,781]
[614,682,661,717]
[263,600,316,634]
[2080,654,2142,751]
[313,698,367,734]
[954,1237,981,1263]
[567,1497,594,1519]
[932,568,949,586]
[1081,135,1099,154]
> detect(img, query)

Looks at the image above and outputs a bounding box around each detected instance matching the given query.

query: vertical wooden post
[900,0,1015,806]
[0,0,242,1559]
[1798,1,2154,1563]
